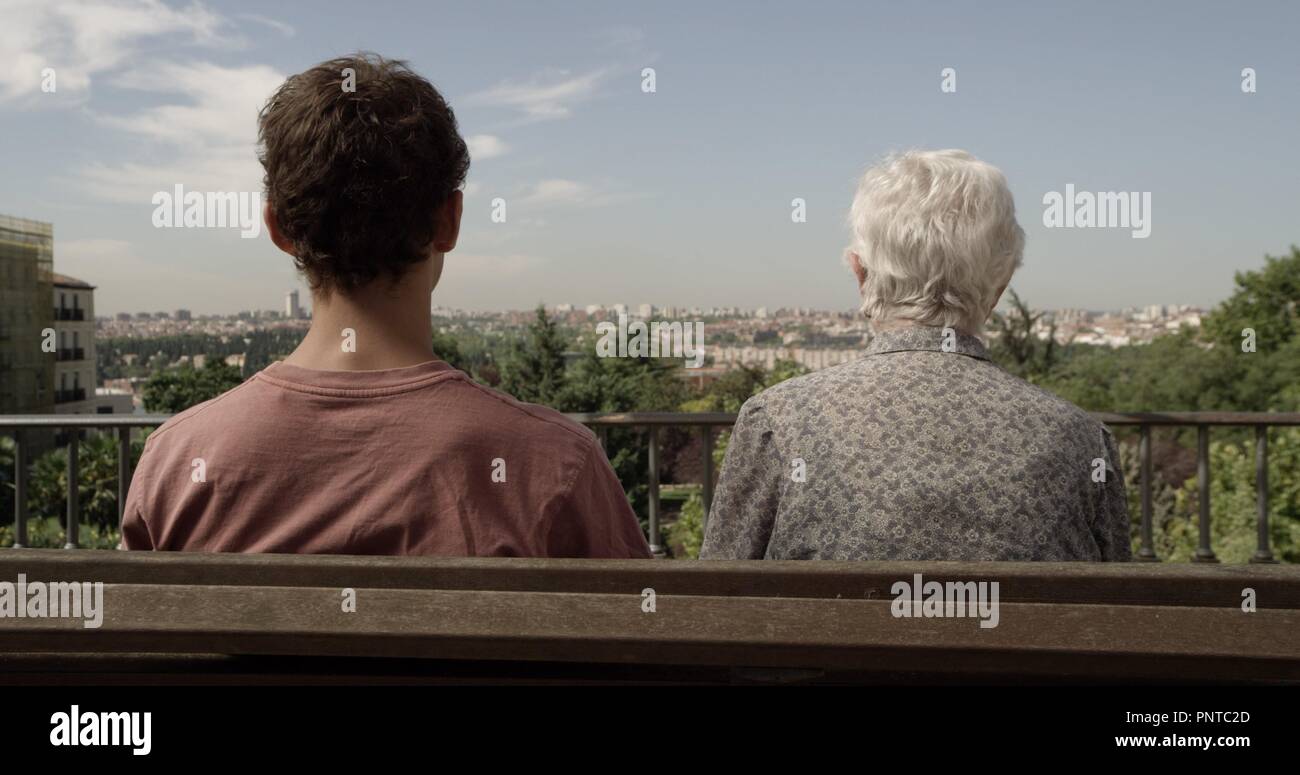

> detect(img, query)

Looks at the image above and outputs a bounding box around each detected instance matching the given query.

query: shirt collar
[864,325,990,361]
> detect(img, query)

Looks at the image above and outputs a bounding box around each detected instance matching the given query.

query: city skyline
[2,0,1299,315]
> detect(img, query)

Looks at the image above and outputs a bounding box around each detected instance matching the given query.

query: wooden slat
[3,552,1297,683]
[1,585,1298,681]
[2,550,1297,607]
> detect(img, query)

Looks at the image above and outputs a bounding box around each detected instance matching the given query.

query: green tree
[558,349,692,539]
[18,436,146,538]
[987,288,1063,380]
[668,492,706,559]
[1147,432,1300,563]
[1039,332,1241,413]
[431,327,467,371]
[143,359,244,413]
[1200,246,1300,355]
[499,305,568,405]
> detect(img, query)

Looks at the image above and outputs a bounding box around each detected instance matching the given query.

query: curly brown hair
[258,52,470,293]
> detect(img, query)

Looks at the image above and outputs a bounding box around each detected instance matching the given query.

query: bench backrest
[2,551,1297,684]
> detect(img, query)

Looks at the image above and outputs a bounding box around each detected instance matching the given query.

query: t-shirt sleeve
[546,438,651,559]
[119,471,155,551]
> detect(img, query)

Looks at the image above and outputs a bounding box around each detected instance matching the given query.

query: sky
[1,0,1298,316]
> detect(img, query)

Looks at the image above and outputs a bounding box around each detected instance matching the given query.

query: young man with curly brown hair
[121,53,649,558]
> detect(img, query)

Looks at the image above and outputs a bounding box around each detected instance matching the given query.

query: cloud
[237,13,294,37]
[71,60,281,202]
[510,179,637,211]
[0,0,229,103]
[70,148,261,205]
[99,61,283,148]
[515,179,594,207]
[466,134,508,160]
[0,1,281,204]
[465,67,608,122]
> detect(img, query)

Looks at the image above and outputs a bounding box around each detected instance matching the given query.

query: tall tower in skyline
[285,289,301,320]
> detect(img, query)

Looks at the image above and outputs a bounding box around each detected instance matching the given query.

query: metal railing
[2,412,1298,560]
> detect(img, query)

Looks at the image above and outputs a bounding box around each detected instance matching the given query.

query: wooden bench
[1,550,1298,684]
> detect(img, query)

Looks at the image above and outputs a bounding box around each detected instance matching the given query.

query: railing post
[65,431,79,550]
[1252,425,1276,563]
[13,431,27,548]
[118,427,132,527]
[699,424,714,532]
[1193,425,1217,563]
[647,425,663,558]
[1136,424,1157,561]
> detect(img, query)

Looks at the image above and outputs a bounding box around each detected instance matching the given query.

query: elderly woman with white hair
[701,150,1130,561]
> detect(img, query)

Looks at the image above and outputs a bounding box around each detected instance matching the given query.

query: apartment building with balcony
[0,214,55,416]
[52,273,97,412]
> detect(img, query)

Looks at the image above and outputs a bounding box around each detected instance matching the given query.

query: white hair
[846,149,1024,333]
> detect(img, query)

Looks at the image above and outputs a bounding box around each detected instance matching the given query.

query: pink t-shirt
[120,359,650,558]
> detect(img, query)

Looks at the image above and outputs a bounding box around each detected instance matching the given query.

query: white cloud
[0,0,229,103]
[70,148,261,205]
[0,1,280,204]
[466,67,608,122]
[511,179,627,210]
[99,61,283,148]
[72,60,281,203]
[466,134,508,160]
[516,179,592,207]
[237,13,294,37]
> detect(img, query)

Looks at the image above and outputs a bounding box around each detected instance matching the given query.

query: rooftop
[52,272,95,290]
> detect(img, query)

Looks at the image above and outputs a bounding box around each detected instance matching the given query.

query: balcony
[55,347,86,362]
[0,411,1298,684]
[52,307,86,321]
[53,388,86,404]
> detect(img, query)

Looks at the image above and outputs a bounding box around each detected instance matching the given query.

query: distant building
[0,214,55,415]
[285,289,301,320]
[52,273,98,414]
[174,309,192,321]
[94,387,135,414]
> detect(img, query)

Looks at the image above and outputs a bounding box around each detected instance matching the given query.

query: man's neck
[284,278,436,372]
